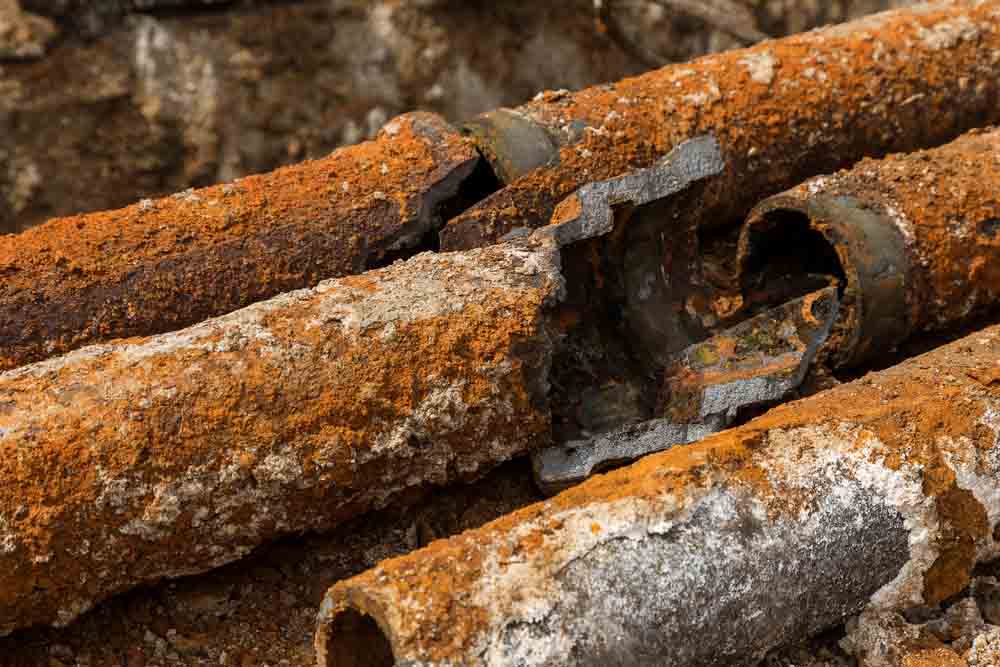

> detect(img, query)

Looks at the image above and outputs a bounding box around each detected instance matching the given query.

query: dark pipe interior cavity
[547,206,656,445]
[436,151,504,222]
[323,610,395,667]
[740,209,846,311]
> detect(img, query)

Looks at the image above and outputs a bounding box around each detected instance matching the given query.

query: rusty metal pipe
[0,236,565,636]
[738,127,1000,368]
[0,131,725,637]
[316,324,1000,667]
[442,0,1000,251]
[0,111,479,372]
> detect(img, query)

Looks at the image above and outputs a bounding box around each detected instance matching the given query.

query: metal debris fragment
[318,325,1000,667]
[533,286,839,493]
[660,285,839,424]
[537,135,725,247]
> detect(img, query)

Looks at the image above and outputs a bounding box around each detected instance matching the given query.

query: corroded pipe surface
[317,325,1000,666]
[738,127,1000,368]
[0,236,563,635]
[0,111,478,372]
[441,0,1000,251]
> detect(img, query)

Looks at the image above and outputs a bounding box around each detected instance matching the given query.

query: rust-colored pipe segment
[738,127,1000,368]
[442,0,1000,250]
[316,325,1000,667]
[0,236,563,635]
[0,111,478,372]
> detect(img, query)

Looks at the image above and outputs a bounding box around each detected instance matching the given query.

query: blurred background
[1,0,918,234]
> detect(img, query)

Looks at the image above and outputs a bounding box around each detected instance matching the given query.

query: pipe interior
[740,209,846,310]
[322,610,395,667]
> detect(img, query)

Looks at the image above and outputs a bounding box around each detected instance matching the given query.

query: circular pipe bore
[317,607,395,667]
[737,194,910,369]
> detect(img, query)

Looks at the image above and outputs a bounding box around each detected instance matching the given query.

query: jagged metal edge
[533,134,726,247]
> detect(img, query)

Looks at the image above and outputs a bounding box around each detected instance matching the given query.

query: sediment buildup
[0,111,478,372]
[316,323,1000,667]
[738,126,1000,369]
[442,0,1000,251]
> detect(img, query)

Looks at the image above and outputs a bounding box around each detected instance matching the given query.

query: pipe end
[316,599,395,667]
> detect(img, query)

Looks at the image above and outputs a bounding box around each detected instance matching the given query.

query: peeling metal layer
[533,286,839,494]
[317,325,1000,667]
[0,111,479,372]
[441,0,1000,251]
[535,135,725,247]
[739,127,1000,368]
[661,285,840,422]
[0,236,565,636]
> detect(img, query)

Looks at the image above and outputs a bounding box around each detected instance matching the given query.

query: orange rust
[320,324,1000,664]
[0,111,478,372]
[901,646,968,667]
[0,239,560,635]
[442,1,1000,251]
[744,127,1000,365]
[550,192,583,228]
[924,486,989,605]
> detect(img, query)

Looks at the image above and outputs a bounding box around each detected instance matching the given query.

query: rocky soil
[768,562,1000,667]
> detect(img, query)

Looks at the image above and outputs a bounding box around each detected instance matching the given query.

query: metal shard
[537,135,725,248]
[662,284,840,424]
[533,286,839,493]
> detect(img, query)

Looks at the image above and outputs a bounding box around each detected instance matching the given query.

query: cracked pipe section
[0,235,564,636]
[738,126,1000,369]
[0,111,479,372]
[316,324,1000,667]
[442,0,1000,251]
[0,125,724,637]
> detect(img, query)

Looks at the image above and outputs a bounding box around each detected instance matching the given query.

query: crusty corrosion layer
[0,236,564,636]
[739,127,1000,368]
[442,0,1000,251]
[0,111,478,373]
[318,324,1000,667]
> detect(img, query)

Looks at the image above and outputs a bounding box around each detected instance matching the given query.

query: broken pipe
[317,322,1000,667]
[0,112,479,372]
[739,126,1000,369]
[0,138,728,635]
[443,0,1000,252]
[533,126,1000,493]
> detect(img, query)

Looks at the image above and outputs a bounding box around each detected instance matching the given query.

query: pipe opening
[436,151,504,223]
[322,609,395,667]
[367,150,502,271]
[739,209,846,311]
